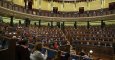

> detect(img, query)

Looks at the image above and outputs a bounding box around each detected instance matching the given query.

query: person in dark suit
[61,52,70,60]
[24,0,28,9]
[15,40,30,60]
[28,0,33,10]
[79,51,85,56]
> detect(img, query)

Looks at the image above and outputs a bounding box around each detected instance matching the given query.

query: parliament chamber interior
[0,0,115,60]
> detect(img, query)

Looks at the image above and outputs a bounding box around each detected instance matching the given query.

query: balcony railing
[0,1,115,22]
[0,1,115,18]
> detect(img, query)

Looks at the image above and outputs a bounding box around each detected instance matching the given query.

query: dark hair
[32,42,42,52]
[54,50,61,60]
[18,40,28,45]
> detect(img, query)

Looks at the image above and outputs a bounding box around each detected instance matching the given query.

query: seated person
[30,42,47,60]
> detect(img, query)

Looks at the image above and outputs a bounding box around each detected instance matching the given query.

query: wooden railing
[0,36,16,60]
[28,43,87,60]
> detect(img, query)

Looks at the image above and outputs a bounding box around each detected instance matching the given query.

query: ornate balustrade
[0,1,115,21]
[45,0,94,3]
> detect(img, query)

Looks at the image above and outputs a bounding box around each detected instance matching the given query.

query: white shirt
[30,51,47,60]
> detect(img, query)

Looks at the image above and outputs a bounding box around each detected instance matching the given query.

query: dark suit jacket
[24,0,28,2]
[15,45,30,60]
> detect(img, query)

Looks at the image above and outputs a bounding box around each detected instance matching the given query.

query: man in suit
[28,0,33,10]
[24,0,28,9]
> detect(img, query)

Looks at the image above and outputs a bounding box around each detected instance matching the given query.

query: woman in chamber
[30,42,47,60]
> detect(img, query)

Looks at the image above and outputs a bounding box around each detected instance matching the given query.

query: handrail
[0,1,115,21]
